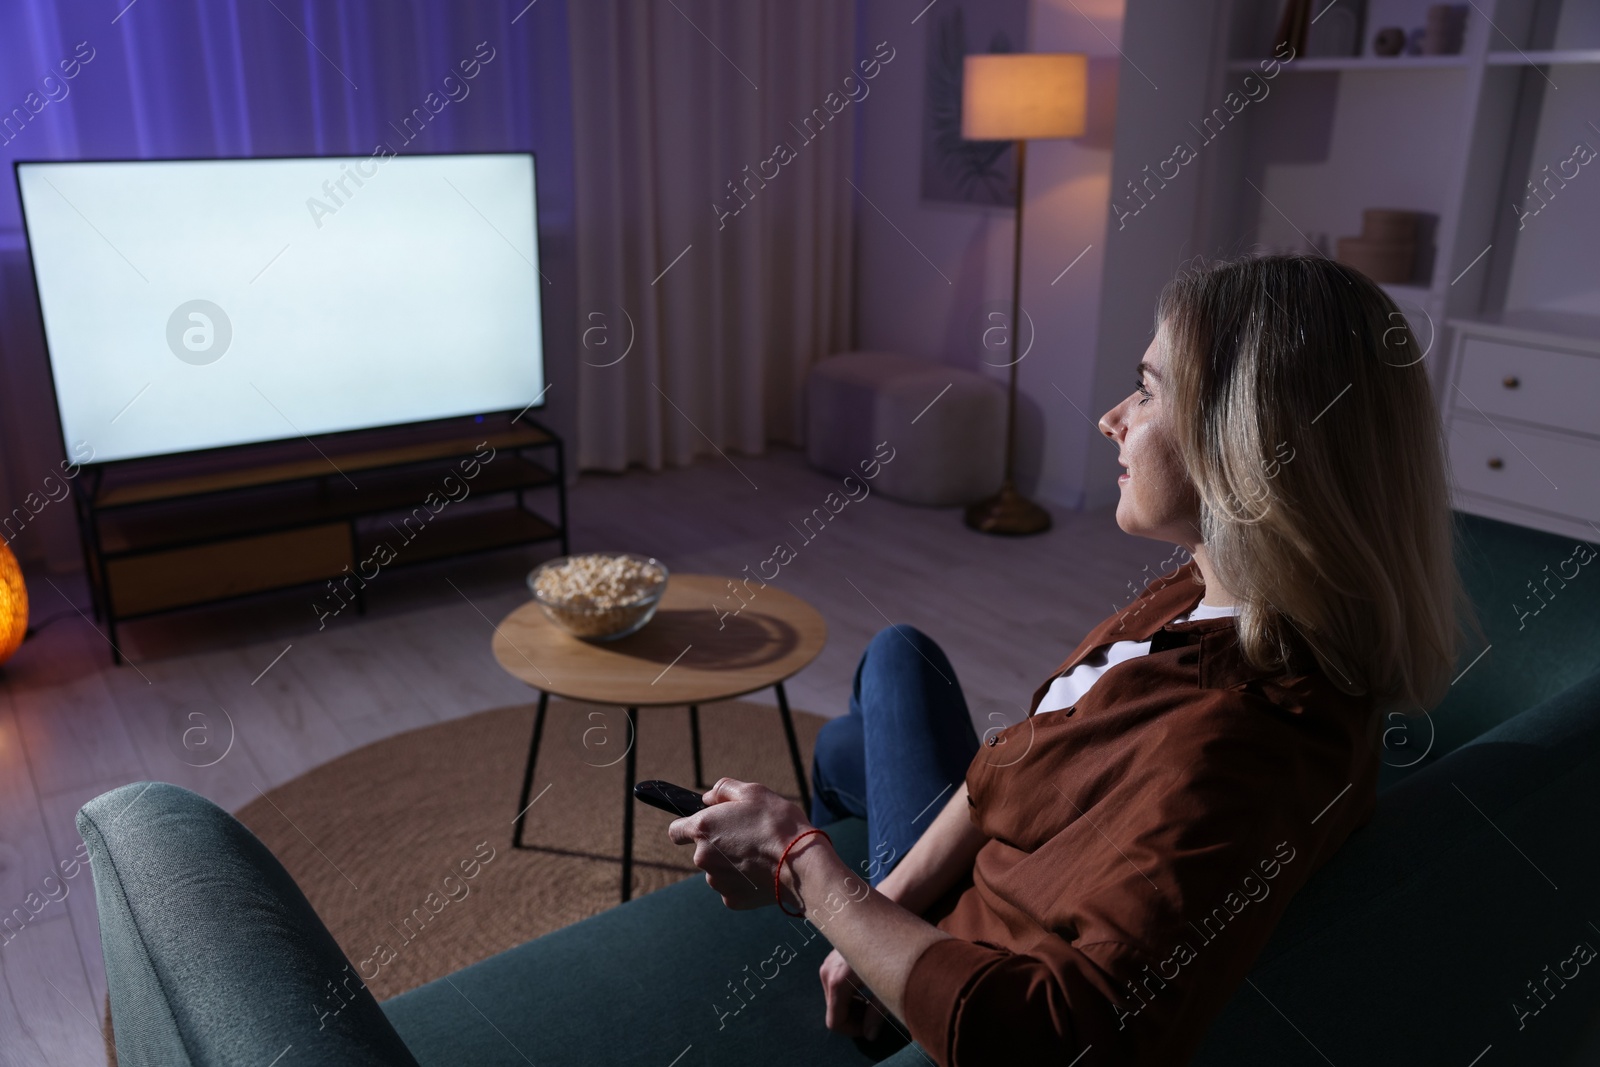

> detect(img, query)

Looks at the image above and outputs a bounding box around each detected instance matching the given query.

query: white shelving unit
[1224,54,1471,71]
[1194,0,1600,539]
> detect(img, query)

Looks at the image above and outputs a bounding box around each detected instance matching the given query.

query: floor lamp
[961,53,1088,536]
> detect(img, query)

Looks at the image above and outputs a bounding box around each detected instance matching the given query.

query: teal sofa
[1385,512,1600,780]
[80,514,1600,1066]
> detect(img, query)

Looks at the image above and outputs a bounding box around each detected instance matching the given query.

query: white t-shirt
[1033,601,1239,715]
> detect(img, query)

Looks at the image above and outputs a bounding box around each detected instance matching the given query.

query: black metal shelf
[73,417,569,664]
[95,456,558,557]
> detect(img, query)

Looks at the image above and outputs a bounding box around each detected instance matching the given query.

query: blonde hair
[1157,253,1474,712]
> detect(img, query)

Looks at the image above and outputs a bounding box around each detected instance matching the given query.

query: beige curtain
[568,0,856,472]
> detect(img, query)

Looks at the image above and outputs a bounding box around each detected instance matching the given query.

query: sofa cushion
[382,816,903,1066]
[1191,666,1600,1066]
[1431,513,1600,756]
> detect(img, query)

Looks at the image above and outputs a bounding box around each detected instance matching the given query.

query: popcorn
[532,554,665,638]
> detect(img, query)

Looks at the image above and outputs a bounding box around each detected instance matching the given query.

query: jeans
[809,624,981,887]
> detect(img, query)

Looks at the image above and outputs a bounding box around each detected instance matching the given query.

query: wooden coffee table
[491,574,827,901]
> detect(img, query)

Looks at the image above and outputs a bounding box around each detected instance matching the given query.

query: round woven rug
[103,697,827,1061]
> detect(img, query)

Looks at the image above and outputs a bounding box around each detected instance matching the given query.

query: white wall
[854,0,1227,514]
[852,0,1125,512]
[1079,0,1225,511]
[1502,62,1600,318]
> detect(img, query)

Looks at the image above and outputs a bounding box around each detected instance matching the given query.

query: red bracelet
[774,828,832,917]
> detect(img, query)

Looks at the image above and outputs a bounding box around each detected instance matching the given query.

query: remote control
[633,779,709,817]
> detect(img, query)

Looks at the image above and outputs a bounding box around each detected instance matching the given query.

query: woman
[666,253,1469,1065]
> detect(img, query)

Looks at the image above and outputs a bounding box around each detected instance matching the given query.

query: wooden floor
[0,446,1162,1066]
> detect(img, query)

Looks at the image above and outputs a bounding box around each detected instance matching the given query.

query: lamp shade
[0,540,26,664]
[961,53,1088,141]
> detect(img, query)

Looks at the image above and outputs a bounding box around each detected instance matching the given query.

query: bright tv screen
[16,152,545,465]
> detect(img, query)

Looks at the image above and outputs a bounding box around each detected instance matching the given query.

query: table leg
[621,706,639,902]
[512,690,550,849]
[774,682,811,814]
[688,704,705,789]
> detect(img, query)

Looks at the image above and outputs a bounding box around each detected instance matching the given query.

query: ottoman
[805,351,1005,506]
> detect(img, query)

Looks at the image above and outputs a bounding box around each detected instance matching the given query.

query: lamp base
[963,482,1052,536]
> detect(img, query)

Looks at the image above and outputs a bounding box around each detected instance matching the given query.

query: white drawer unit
[1444,319,1600,542]
[1455,338,1600,439]
[1450,416,1600,527]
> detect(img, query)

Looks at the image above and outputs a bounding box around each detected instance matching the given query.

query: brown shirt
[902,561,1379,1066]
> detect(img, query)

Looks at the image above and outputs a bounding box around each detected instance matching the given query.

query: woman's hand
[819,947,887,1040]
[666,777,816,910]
[670,781,953,1038]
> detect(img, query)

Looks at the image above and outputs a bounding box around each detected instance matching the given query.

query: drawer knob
[1487,457,1504,470]
[1502,375,1520,389]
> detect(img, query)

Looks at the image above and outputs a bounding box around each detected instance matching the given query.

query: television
[15,152,546,465]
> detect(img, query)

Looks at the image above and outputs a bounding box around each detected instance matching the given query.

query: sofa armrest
[78,782,420,1067]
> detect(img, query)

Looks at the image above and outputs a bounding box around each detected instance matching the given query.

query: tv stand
[73,419,568,664]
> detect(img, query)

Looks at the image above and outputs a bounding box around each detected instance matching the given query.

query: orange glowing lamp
[0,540,27,665]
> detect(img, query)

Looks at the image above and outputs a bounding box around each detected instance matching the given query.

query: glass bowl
[526,553,669,641]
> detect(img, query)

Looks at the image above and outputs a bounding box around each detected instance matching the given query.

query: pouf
[805,351,1005,506]
[805,351,928,479]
